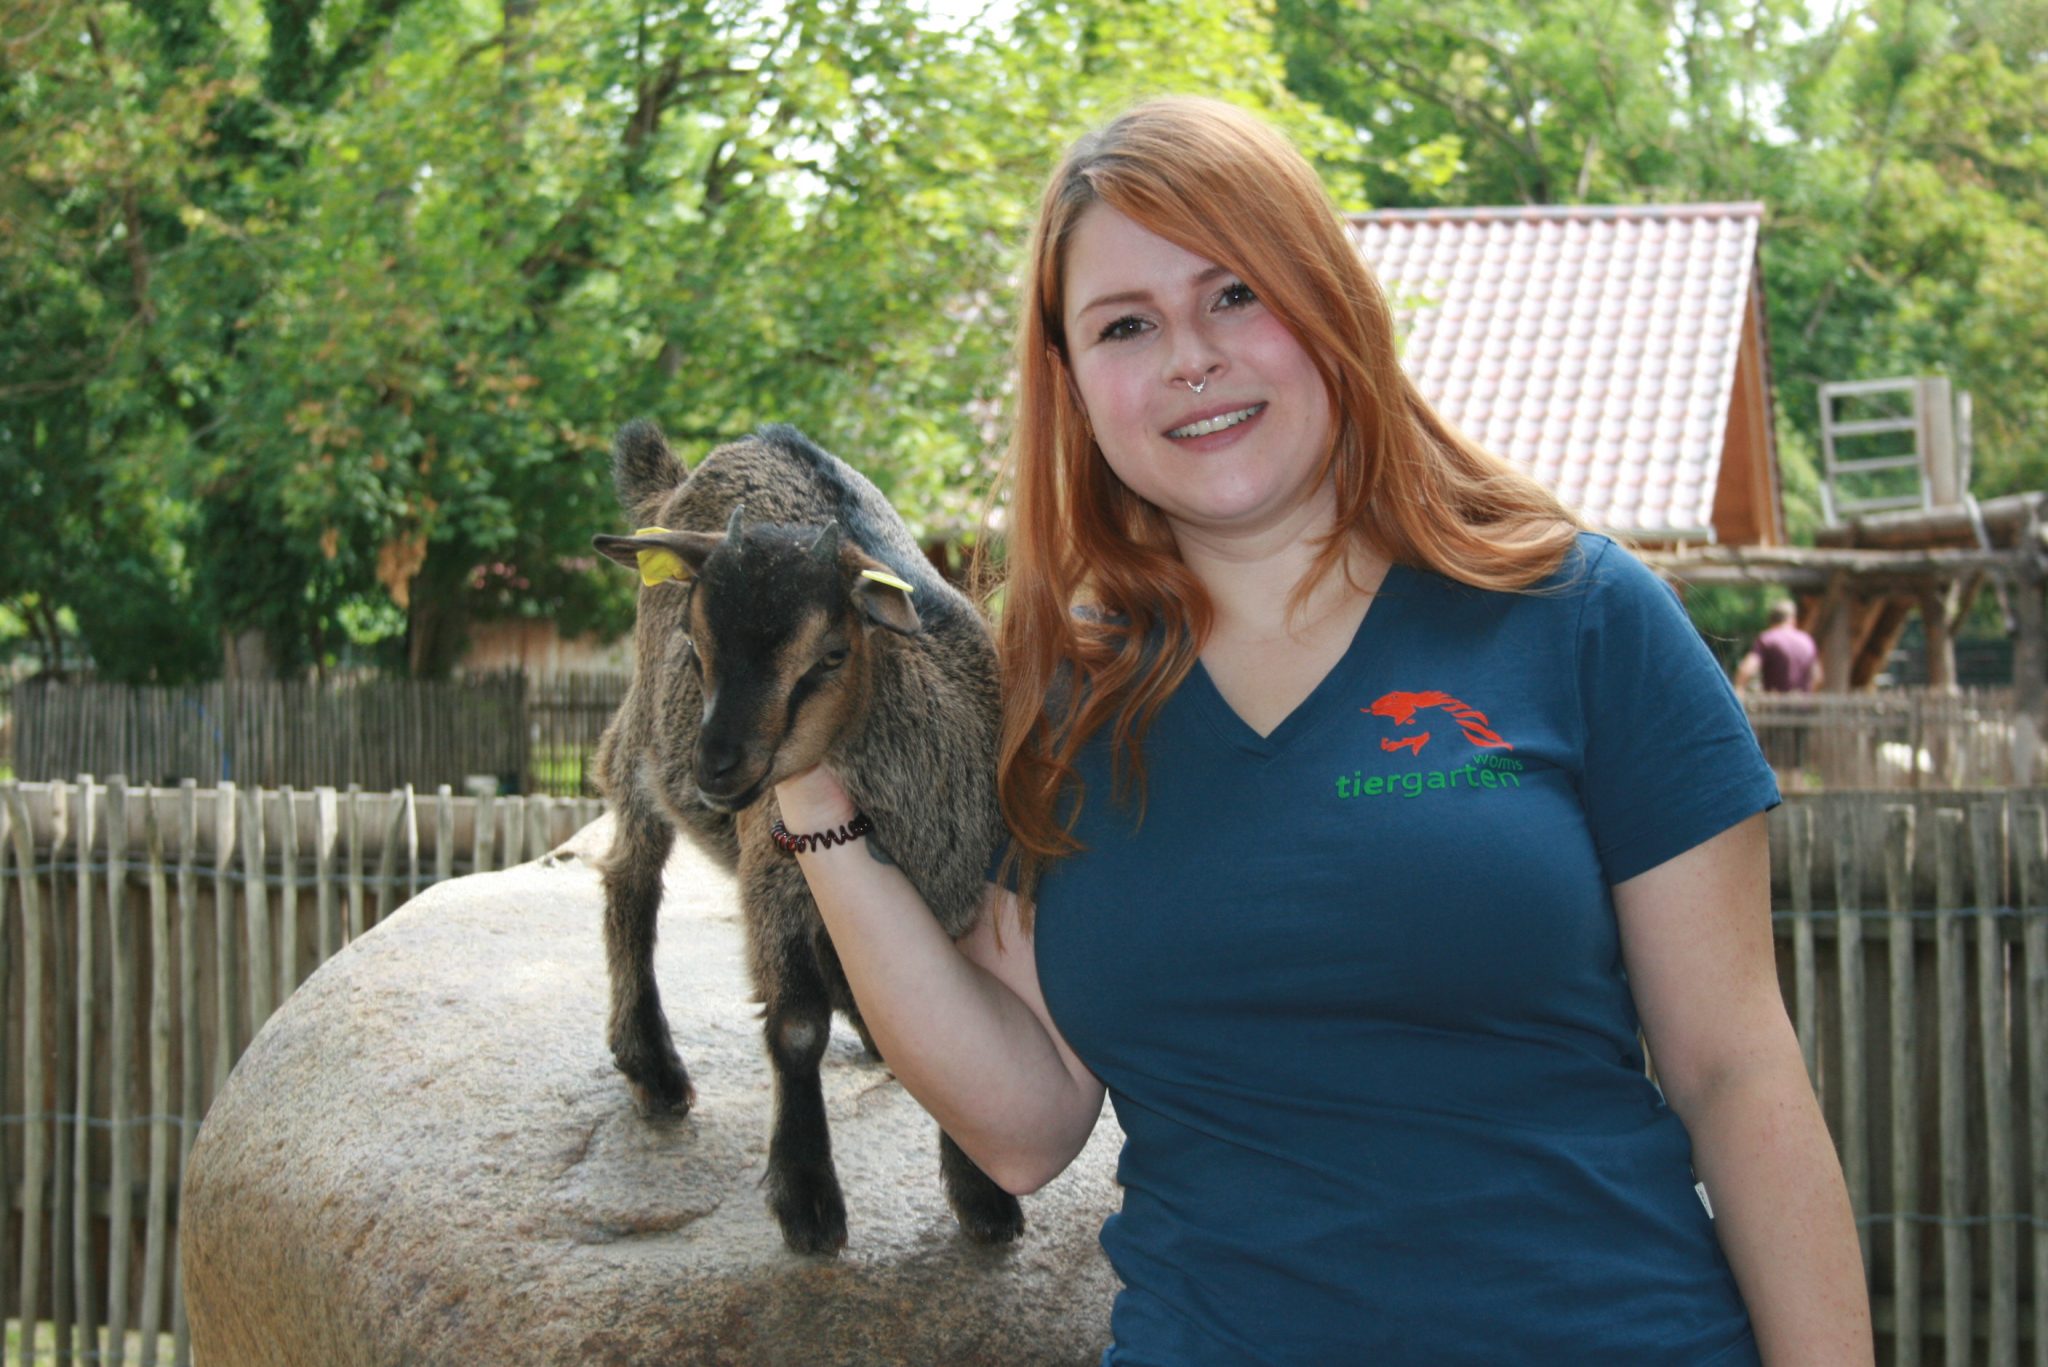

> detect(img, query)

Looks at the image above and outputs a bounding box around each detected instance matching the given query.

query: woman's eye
[1216,280,1256,310]
[1097,315,1148,342]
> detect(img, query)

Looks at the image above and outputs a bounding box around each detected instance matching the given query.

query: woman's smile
[1165,402,1267,440]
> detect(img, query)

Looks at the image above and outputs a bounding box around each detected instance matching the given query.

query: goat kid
[589,421,1022,1255]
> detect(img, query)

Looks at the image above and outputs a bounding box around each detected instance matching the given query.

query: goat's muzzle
[693,733,770,812]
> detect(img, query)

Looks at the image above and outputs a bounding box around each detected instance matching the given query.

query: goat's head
[594,507,920,811]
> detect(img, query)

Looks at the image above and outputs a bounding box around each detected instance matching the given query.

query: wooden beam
[1820,577,1855,695]
[1814,492,2048,551]
[1920,590,1957,692]
[2016,571,2046,722]
[1643,545,2024,591]
[1852,597,1914,689]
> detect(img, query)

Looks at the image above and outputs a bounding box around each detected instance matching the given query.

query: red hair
[980,97,1581,912]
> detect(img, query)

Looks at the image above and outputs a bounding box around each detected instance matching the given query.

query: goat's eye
[818,647,849,671]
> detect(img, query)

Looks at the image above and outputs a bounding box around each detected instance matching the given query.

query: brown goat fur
[589,421,1020,1254]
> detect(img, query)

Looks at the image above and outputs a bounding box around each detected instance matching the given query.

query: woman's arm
[1613,812,1873,1363]
[775,766,1105,1194]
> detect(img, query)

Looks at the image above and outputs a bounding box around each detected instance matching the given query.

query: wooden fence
[0,777,603,1366]
[20,672,2043,801]
[8,673,636,800]
[9,778,2048,1363]
[1749,688,2045,791]
[1774,789,2048,1364]
[8,678,531,797]
[524,672,630,799]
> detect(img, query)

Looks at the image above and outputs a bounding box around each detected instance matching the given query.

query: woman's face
[1060,203,1336,546]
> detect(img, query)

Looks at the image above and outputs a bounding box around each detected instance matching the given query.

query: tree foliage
[1270,0,2048,525]
[2,0,2041,677]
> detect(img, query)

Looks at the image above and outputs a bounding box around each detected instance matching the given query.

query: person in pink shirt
[1736,601,1822,693]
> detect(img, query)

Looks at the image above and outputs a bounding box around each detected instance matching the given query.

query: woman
[774,96,1870,1364]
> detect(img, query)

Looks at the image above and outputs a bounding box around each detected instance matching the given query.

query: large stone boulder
[180,817,1123,1366]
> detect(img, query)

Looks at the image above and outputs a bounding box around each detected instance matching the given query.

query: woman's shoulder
[1563,531,1694,613]
[1539,530,1627,591]
[1520,532,1681,619]
[1391,530,1633,611]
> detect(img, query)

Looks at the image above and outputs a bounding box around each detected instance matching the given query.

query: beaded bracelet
[770,811,874,856]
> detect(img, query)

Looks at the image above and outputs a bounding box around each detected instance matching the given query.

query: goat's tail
[611,420,687,516]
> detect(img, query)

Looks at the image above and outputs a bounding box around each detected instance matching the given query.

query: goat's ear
[853,565,920,636]
[591,528,722,587]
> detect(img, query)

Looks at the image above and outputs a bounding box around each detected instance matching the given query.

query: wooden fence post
[345,785,364,944]
[313,788,337,964]
[2017,804,2048,1367]
[1972,800,2017,1366]
[474,789,495,875]
[4,783,45,1367]
[1837,797,1871,1276]
[501,795,525,867]
[8,785,32,1360]
[1885,803,1921,1367]
[434,785,454,888]
[210,783,236,1099]
[172,780,198,1366]
[526,795,553,866]
[1936,807,1975,1366]
[243,784,273,1046]
[139,793,172,1367]
[279,786,300,1005]
[0,787,12,1340]
[403,785,420,901]
[374,791,404,928]
[172,778,197,1360]
[107,778,135,1367]
[67,776,92,1362]
[1790,807,1819,1088]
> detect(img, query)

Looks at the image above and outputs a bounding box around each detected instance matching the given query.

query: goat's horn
[725,504,745,539]
[809,522,840,563]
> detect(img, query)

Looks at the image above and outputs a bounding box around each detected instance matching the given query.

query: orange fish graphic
[1365,690,1514,755]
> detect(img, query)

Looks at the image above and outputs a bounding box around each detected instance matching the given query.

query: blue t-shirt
[1031,534,1779,1366]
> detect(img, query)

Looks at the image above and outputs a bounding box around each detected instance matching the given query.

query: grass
[4,1321,178,1364]
[527,742,597,797]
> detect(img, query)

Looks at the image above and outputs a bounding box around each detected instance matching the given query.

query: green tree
[1270,0,2048,537]
[5,0,1352,677]
[1773,0,2048,495]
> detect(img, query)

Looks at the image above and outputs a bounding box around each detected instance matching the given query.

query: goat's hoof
[614,1051,694,1118]
[949,1184,1025,1245]
[628,1075,696,1119]
[769,1168,848,1256]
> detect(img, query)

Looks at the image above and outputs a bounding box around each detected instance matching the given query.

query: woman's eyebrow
[1072,265,1234,321]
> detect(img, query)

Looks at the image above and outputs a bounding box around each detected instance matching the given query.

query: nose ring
[1180,376,1208,395]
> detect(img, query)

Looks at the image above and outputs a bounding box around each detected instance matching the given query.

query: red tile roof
[1350,203,1766,541]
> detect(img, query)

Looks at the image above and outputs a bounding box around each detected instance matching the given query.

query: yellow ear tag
[633,526,686,588]
[860,569,914,594]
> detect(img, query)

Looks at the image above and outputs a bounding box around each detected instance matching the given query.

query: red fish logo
[1365,690,1514,756]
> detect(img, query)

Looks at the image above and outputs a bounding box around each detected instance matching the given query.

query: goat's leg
[807,918,1018,1242]
[940,1129,1024,1244]
[812,922,884,1061]
[761,938,848,1254]
[602,797,691,1115]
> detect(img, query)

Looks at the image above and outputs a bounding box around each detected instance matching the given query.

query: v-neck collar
[1182,561,1412,757]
